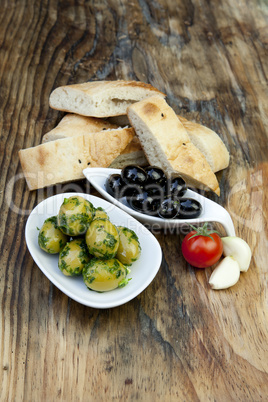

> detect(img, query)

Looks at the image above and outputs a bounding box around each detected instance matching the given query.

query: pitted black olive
[129,191,160,216]
[106,174,142,199]
[158,197,180,219]
[145,166,167,188]
[122,184,143,199]
[143,183,166,202]
[166,176,187,198]
[121,165,147,186]
[106,165,201,220]
[105,174,125,199]
[177,198,202,219]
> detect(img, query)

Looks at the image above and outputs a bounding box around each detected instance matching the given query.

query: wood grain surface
[1,0,267,400]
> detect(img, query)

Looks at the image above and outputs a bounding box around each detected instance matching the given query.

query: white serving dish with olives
[25,193,162,308]
[83,167,236,236]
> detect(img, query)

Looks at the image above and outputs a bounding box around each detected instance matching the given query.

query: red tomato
[181,225,223,268]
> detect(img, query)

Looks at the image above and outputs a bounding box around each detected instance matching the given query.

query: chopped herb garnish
[46,216,58,226]
[38,231,50,249]
[58,259,68,272]
[118,278,131,288]
[60,244,70,258]
[103,233,117,249]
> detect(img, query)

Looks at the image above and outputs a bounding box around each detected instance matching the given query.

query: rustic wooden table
[1,0,267,400]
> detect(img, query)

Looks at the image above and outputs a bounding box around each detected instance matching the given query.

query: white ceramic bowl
[25,193,162,309]
[83,167,236,236]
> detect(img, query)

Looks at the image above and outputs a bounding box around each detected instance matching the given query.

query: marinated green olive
[58,238,91,276]
[82,258,130,292]
[93,207,109,221]
[57,196,95,236]
[85,219,119,259]
[38,216,68,254]
[116,226,141,265]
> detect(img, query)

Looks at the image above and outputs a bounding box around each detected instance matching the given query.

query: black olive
[120,165,200,220]
[145,166,167,187]
[166,176,187,198]
[143,183,166,202]
[177,198,202,219]
[121,165,147,186]
[122,184,143,199]
[158,197,180,219]
[128,192,146,213]
[105,174,126,199]
[129,191,160,216]
[146,196,161,215]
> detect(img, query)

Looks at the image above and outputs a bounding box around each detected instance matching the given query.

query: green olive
[57,196,95,236]
[82,258,130,292]
[93,207,109,221]
[85,219,119,259]
[58,238,91,276]
[116,226,141,265]
[38,216,68,254]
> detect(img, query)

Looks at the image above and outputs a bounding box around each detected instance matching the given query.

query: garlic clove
[221,236,252,272]
[209,256,240,290]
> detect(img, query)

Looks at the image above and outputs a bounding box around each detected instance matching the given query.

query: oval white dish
[83,167,236,236]
[25,192,162,309]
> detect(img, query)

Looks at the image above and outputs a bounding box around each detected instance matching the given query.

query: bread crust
[42,114,119,143]
[177,116,229,172]
[19,128,135,190]
[51,80,166,95]
[127,96,220,195]
[119,136,143,154]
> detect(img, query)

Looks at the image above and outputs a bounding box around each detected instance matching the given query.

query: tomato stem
[187,222,221,241]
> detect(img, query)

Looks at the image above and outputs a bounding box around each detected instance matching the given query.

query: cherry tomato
[181,223,223,268]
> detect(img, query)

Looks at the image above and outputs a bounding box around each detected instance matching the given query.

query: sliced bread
[19,128,135,190]
[109,136,148,168]
[49,80,166,118]
[127,96,220,195]
[41,113,146,168]
[178,116,229,173]
[42,114,119,143]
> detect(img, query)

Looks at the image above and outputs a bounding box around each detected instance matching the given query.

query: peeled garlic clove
[221,236,252,272]
[209,256,240,290]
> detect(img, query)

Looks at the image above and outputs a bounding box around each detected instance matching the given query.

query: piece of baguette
[41,113,147,168]
[49,80,166,118]
[42,113,228,172]
[108,114,229,172]
[109,136,148,168]
[178,116,229,172]
[42,114,119,143]
[19,128,135,190]
[127,96,220,195]
[41,113,146,168]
